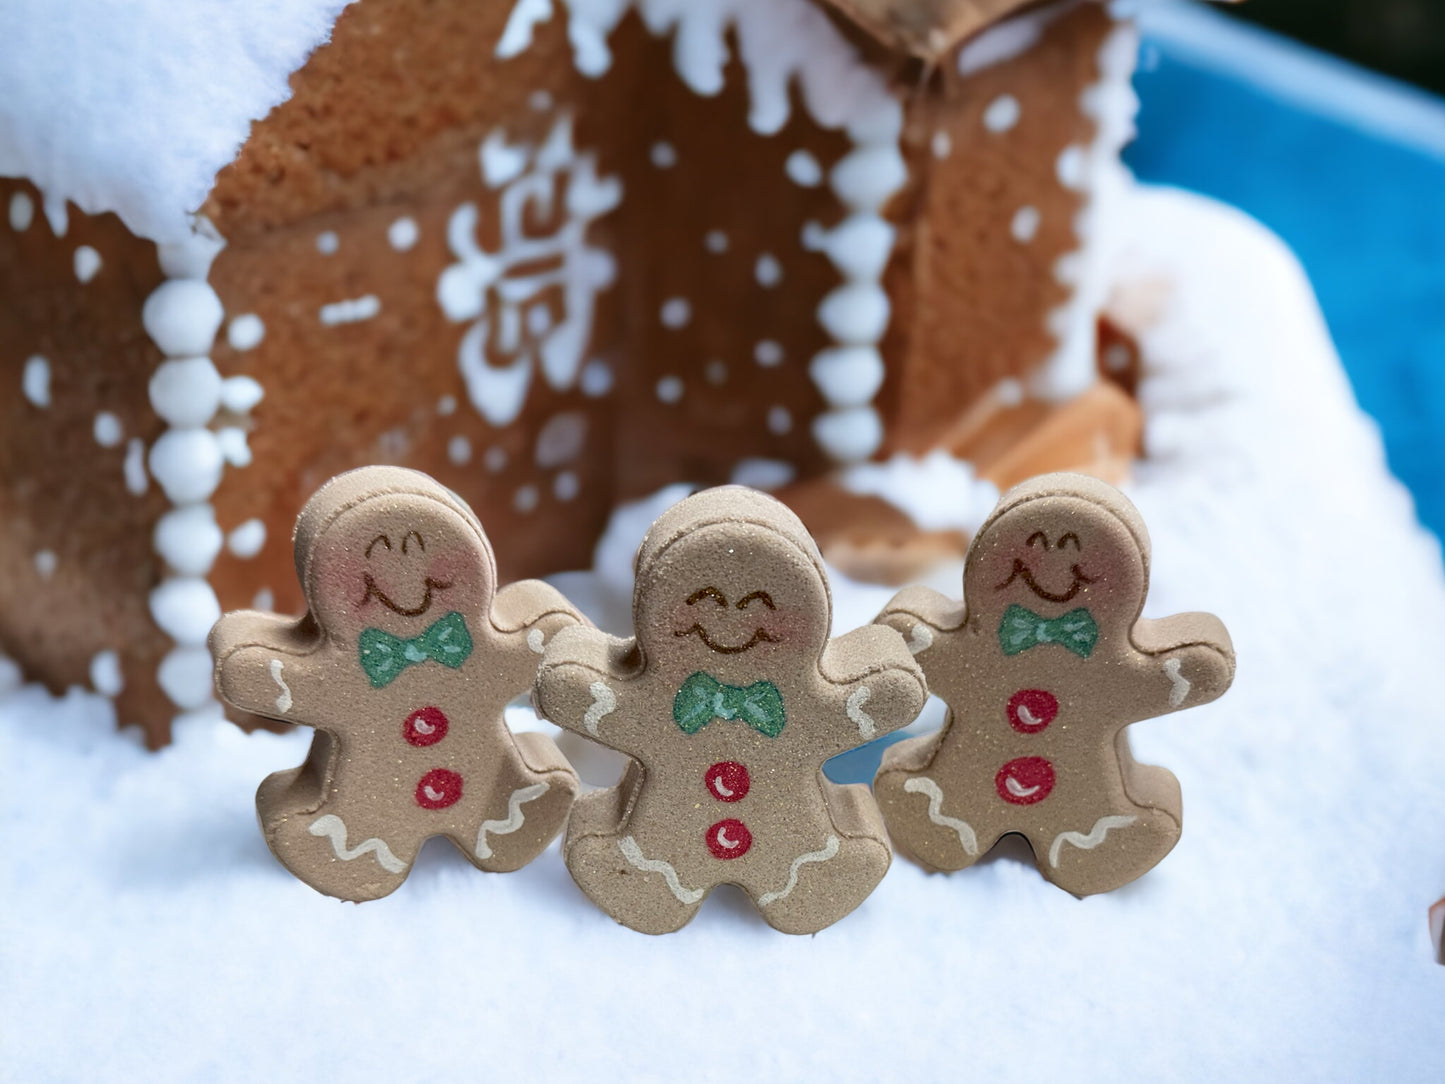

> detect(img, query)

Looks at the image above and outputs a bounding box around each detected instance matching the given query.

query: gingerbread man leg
[563,767,705,934]
[1026,792,1180,898]
[874,736,993,873]
[466,731,580,874]
[257,736,422,901]
[748,785,892,935]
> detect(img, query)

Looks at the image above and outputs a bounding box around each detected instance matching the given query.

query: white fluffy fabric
[0,1,352,242]
[2,186,1443,1079]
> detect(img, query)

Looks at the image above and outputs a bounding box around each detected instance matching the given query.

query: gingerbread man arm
[209,610,334,725]
[533,624,648,757]
[1125,612,1236,720]
[818,625,929,753]
[874,585,967,661]
[486,579,588,692]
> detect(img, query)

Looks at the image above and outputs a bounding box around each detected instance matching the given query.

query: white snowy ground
[3,187,1443,1082]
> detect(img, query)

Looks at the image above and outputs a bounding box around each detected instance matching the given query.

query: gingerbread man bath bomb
[873,473,1235,896]
[209,466,582,901]
[533,486,927,934]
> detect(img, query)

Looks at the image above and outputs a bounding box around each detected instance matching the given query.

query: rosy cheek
[314,551,369,608]
[424,551,467,587]
[670,600,704,630]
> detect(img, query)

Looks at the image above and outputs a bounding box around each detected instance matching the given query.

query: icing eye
[1026,531,1049,549]
[686,586,728,607]
[365,534,392,558]
[1057,532,1081,552]
[736,591,776,611]
[401,530,426,555]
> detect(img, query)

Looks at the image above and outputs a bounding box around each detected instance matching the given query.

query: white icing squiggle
[474,782,550,859]
[618,835,706,905]
[308,814,408,874]
[906,623,934,656]
[756,834,840,906]
[1048,814,1138,869]
[903,777,978,857]
[269,659,292,714]
[1163,657,1190,707]
[583,680,617,736]
[846,685,876,740]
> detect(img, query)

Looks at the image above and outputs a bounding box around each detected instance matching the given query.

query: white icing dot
[931,131,952,159]
[831,145,908,208]
[755,254,782,288]
[387,217,419,252]
[93,412,123,447]
[704,230,729,254]
[730,458,796,490]
[1011,206,1041,243]
[73,245,102,283]
[315,230,339,255]
[9,191,34,231]
[437,394,458,416]
[252,588,275,611]
[149,358,222,427]
[514,485,539,513]
[660,297,691,329]
[809,346,884,408]
[818,284,890,344]
[22,355,50,407]
[448,434,473,465]
[157,645,215,710]
[89,650,124,697]
[554,471,580,502]
[754,341,785,368]
[536,412,588,467]
[219,376,265,414]
[529,89,554,112]
[650,141,677,168]
[142,279,224,357]
[996,378,1026,407]
[154,505,223,576]
[1057,145,1088,190]
[813,407,883,462]
[319,295,381,325]
[656,375,684,404]
[123,438,148,496]
[785,150,823,187]
[149,577,222,646]
[34,550,57,579]
[227,313,266,351]
[983,94,1021,133]
[767,406,792,435]
[215,427,252,468]
[484,446,509,473]
[580,360,613,397]
[705,360,728,385]
[226,519,267,559]
[156,218,224,279]
[148,428,224,504]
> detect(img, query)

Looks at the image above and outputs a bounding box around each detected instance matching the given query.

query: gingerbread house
[0,0,1219,743]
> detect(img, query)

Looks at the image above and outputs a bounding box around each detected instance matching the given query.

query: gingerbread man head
[297,468,496,653]
[964,473,1151,657]
[632,486,832,687]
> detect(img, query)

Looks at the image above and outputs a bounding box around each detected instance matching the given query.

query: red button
[403,706,449,747]
[704,761,750,802]
[415,768,464,810]
[995,757,1055,805]
[705,818,752,860]
[1006,690,1058,735]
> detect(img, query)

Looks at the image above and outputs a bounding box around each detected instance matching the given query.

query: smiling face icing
[636,521,831,688]
[306,493,494,648]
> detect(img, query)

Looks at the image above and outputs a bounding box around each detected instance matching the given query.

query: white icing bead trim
[149,358,222,427]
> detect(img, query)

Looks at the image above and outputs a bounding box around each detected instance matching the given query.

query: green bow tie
[358,611,473,688]
[673,672,786,738]
[998,604,1099,659]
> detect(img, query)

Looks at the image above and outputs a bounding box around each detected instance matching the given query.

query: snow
[3,185,1444,1080]
[0,1,352,243]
